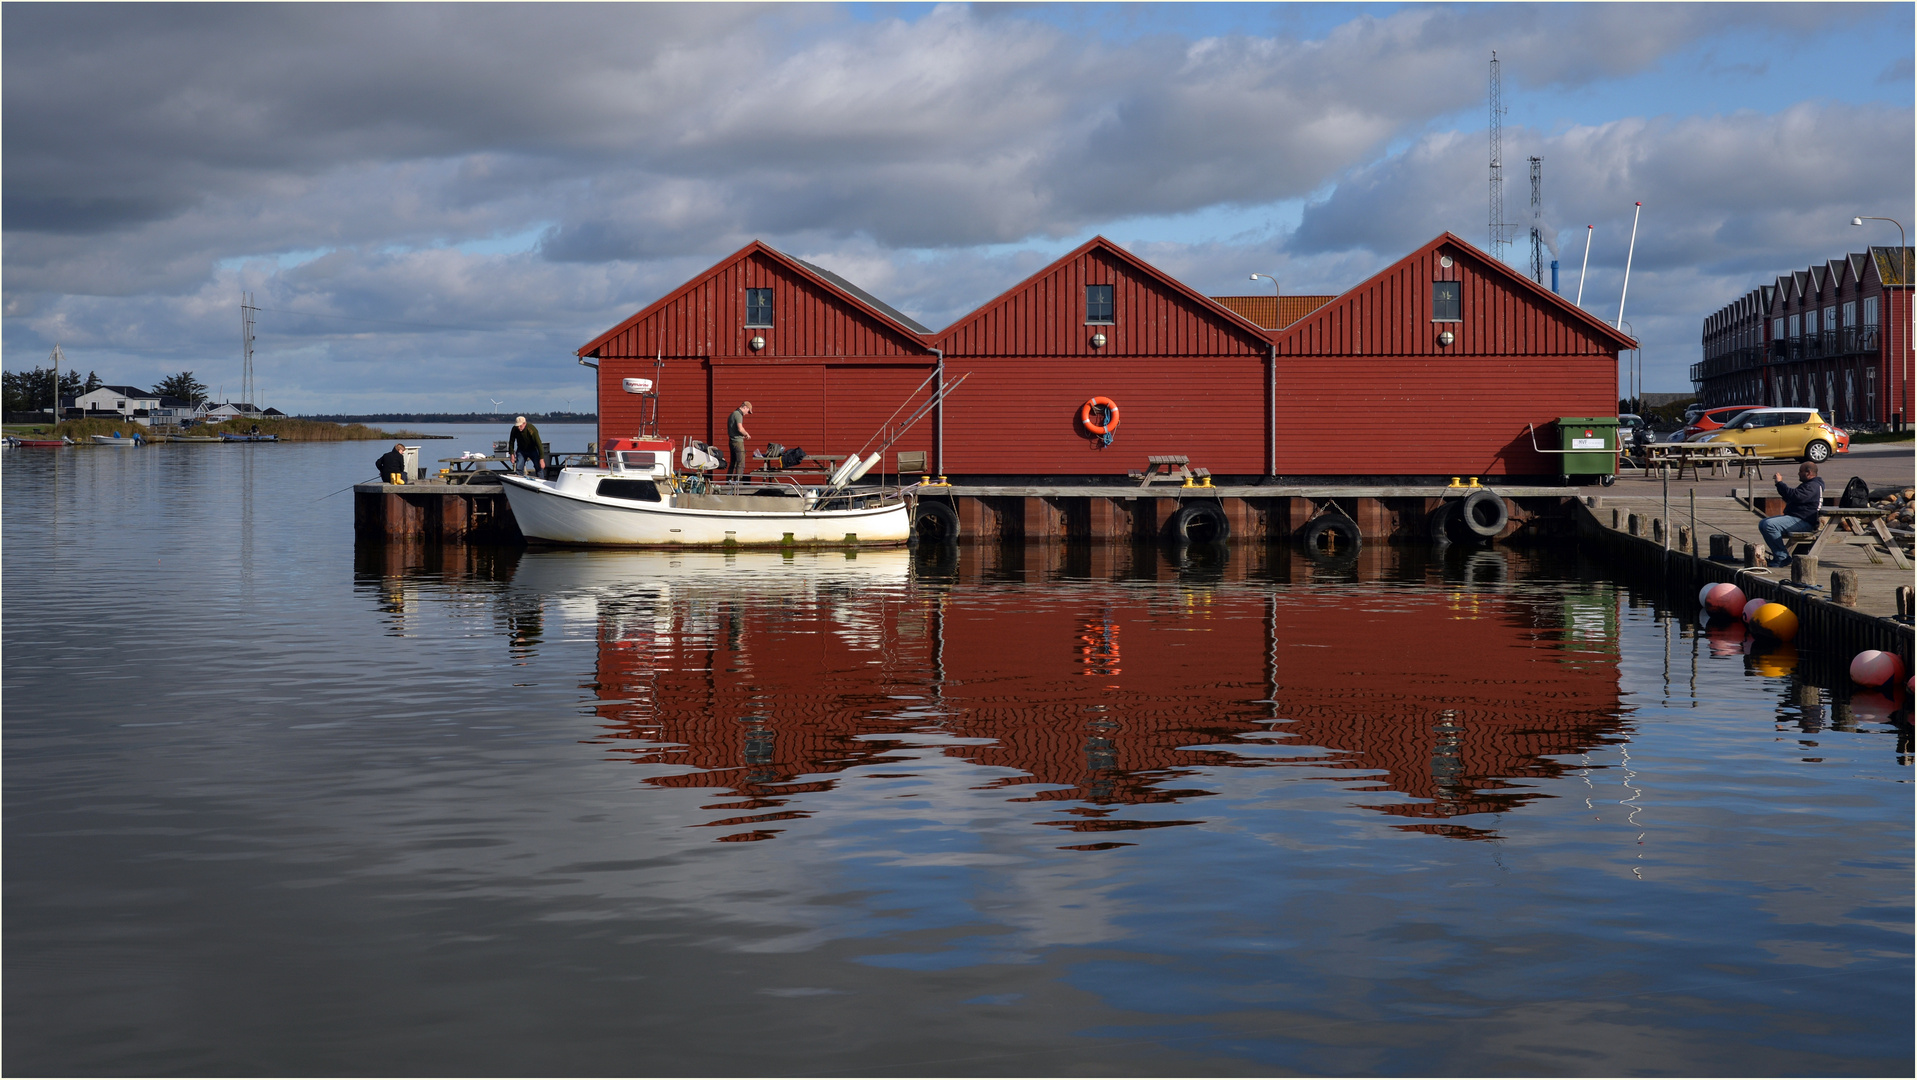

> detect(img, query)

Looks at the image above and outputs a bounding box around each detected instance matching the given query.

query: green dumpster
[1557,417,1618,480]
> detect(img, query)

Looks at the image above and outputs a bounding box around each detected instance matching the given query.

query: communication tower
[1488,52,1513,261]
[1529,156,1544,284]
[240,292,258,409]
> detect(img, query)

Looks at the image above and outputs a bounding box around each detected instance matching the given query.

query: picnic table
[1790,506,1912,570]
[1128,454,1212,488]
[752,451,846,476]
[1639,443,1758,481]
[436,455,512,484]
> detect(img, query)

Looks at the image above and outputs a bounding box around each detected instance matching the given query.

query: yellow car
[1696,407,1849,462]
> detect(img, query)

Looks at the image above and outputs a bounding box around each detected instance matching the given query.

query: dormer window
[1085,284,1114,324]
[745,288,773,328]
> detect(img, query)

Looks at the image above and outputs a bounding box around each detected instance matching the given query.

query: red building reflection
[551,546,1624,842]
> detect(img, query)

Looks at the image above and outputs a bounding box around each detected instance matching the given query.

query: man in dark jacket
[376,442,408,484]
[1758,462,1824,568]
[508,416,544,476]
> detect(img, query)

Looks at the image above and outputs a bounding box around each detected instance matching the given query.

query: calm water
[5,426,1911,1076]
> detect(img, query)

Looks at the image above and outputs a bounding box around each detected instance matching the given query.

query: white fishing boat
[90,433,144,446]
[497,371,961,549]
[500,443,910,547]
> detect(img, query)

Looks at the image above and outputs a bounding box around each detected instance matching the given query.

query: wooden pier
[1575,493,1913,658]
[353,479,1584,545]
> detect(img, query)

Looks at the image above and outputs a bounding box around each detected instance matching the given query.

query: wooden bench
[1790,507,1912,570]
[1642,444,1758,481]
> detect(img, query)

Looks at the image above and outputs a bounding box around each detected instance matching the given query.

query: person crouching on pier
[508,416,545,477]
[376,442,408,485]
[1758,462,1823,568]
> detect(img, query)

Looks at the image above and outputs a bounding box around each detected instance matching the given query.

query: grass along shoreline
[5,417,420,441]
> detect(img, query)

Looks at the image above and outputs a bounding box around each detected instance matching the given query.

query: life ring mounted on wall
[1079,396,1120,447]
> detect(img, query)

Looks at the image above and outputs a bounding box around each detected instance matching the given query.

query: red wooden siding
[938,245,1267,359]
[940,355,1268,475]
[583,232,1626,477]
[1276,238,1621,358]
[1274,355,1616,475]
[584,242,929,363]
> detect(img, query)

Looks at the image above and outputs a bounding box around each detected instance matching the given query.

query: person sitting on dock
[508,416,545,477]
[376,442,408,484]
[727,400,753,481]
[1758,462,1823,568]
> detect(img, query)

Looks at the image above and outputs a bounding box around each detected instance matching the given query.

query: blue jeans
[1758,514,1817,560]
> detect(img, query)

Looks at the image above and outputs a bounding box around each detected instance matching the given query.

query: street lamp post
[1852,215,1911,430]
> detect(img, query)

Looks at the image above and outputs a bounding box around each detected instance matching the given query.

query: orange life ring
[1080,396,1120,435]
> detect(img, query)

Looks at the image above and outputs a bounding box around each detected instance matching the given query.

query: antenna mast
[240,292,258,409]
[1528,156,1544,284]
[1488,52,1512,262]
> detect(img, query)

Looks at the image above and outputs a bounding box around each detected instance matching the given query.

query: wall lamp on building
[1438,330,1456,347]
[1090,332,1107,348]
[748,335,766,351]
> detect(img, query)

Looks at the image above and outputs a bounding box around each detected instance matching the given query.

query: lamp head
[1852,217,1864,226]
[1249,273,1261,281]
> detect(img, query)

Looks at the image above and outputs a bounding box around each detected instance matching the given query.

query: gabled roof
[1272,231,1638,352]
[1872,246,1914,287]
[929,235,1272,347]
[787,255,932,335]
[84,384,155,398]
[577,240,934,357]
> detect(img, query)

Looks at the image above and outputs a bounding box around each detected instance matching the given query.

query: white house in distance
[70,385,159,420]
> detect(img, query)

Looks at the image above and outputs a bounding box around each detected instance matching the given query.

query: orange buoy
[1079,396,1119,435]
[1704,583,1745,615]
[1751,602,1799,643]
[1849,650,1906,689]
[1741,597,1767,624]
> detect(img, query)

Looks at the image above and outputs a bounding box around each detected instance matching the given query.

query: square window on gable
[1085,284,1114,324]
[1432,281,1461,322]
[745,288,773,327]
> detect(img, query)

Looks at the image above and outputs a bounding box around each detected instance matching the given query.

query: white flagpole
[1575,225,1594,306]
[1615,201,1641,329]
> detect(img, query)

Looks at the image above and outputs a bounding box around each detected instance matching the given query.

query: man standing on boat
[508,416,545,477]
[727,401,753,481]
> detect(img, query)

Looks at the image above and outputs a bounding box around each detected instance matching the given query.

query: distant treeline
[298,412,598,423]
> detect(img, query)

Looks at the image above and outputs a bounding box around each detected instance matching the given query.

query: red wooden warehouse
[577,232,1634,480]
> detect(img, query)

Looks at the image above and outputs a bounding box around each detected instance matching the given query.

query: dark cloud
[1,2,1907,407]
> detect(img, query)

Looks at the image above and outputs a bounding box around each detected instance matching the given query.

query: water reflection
[361,544,1642,845]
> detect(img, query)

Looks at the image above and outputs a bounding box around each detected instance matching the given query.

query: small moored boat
[5,436,73,448]
[500,437,910,548]
[497,370,963,548]
[91,432,144,445]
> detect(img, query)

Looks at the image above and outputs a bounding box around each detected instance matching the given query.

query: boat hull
[500,473,910,547]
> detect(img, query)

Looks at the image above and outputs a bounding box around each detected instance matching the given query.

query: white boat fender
[844,451,881,484]
[827,456,861,488]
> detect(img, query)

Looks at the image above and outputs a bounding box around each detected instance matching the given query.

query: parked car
[1695,408,1849,462]
[1675,404,1763,443]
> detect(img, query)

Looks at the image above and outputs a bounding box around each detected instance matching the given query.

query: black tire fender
[1460,489,1509,538]
[1165,502,1230,544]
[1300,515,1362,557]
[1428,500,1459,544]
[912,498,961,543]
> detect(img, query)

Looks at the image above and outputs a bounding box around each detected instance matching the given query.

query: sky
[3,2,1912,414]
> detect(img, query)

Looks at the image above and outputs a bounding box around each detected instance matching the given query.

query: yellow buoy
[1750,602,1799,643]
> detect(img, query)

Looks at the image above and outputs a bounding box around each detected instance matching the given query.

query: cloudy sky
[4,2,1911,413]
